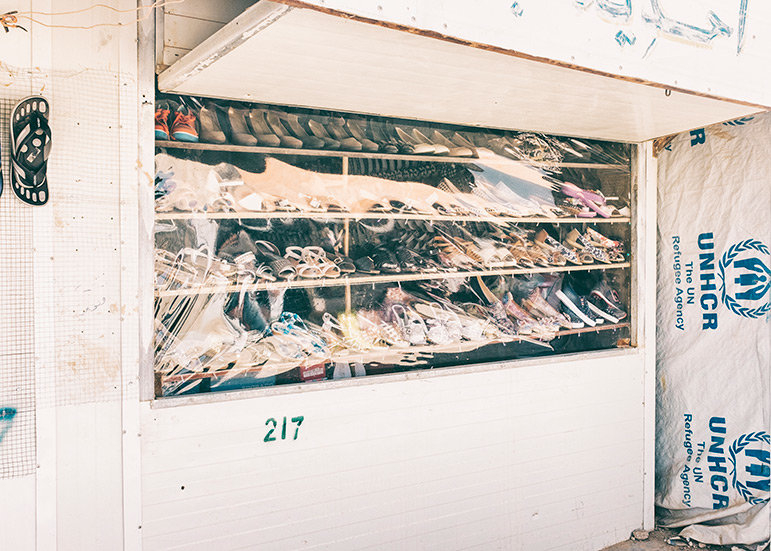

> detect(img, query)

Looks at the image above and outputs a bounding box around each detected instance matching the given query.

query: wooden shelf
[157,322,631,385]
[155,210,631,224]
[155,262,631,298]
[155,140,629,170]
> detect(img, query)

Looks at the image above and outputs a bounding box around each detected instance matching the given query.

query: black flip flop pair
[2,95,52,206]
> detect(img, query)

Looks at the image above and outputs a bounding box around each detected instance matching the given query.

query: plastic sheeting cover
[656,113,770,545]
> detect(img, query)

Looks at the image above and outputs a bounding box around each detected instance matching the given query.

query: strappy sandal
[10,96,52,205]
[285,246,341,279]
[233,251,277,283]
[253,241,296,280]
[448,235,485,265]
[391,304,428,346]
[328,252,356,274]
[338,312,374,350]
[355,312,391,349]
[413,303,464,343]
[507,245,536,268]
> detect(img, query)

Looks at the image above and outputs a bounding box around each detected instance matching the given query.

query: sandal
[10,96,52,205]
[372,248,401,274]
[285,246,341,279]
[354,255,379,275]
[337,312,373,350]
[391,304,428,345]
[329,252,356,274]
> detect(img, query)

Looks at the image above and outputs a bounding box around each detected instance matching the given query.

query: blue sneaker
[588,280,627,323]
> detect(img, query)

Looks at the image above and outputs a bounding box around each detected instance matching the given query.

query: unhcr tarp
[656,113,770,545]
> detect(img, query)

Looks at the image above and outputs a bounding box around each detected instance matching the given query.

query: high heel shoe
[321,116,363,151]
[277,112,325,149]
[430,130,474,157]
[198,103,227,144]
[262,109,303,148]
[308,117,360,150]
[246,109,281,147]
[367,120,400,153]
[344,118,379,152]
[412,129,449,155]
[227,107,258,146]
[394,126,435,154]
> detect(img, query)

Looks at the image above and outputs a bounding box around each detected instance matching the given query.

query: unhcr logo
[729,431,770,505]
[717,239,771,320]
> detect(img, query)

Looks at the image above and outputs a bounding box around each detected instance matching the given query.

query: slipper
[372,248,401,274]
[11,96,52,206]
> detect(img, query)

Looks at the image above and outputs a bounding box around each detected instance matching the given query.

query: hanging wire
[1,11,27,32]
[6,0,184,31]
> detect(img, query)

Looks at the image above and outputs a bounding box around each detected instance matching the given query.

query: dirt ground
[601,528,769,551]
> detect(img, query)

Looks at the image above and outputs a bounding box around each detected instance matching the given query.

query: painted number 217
[264,416,304,442]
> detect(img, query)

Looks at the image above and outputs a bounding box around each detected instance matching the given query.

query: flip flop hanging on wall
[10,95,51,206]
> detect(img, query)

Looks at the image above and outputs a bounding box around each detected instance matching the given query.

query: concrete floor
[601,529,766,551]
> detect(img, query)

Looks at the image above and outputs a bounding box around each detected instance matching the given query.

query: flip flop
[11,96,52,206]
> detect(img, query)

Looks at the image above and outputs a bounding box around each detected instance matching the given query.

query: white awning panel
[157,1,763,142]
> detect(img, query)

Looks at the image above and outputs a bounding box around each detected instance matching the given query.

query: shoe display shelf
[154,137,632,393]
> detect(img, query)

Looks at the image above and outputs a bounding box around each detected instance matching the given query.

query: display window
[154,97,633,396]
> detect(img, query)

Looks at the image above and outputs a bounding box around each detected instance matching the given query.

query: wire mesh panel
[0,86,37,478]
[0,65,136,478]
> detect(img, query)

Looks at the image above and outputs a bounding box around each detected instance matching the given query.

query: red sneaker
[154,100,171,140]
[170,104,199,142]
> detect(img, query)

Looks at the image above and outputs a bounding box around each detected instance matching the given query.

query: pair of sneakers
[155,99,198,142]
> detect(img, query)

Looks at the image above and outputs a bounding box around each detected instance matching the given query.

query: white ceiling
[158,1,762,142]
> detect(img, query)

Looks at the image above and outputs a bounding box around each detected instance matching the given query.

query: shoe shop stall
[136,1,768,550]
[0,1,768,550]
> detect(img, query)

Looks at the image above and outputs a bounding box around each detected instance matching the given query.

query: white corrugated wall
[141,352,647,551]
